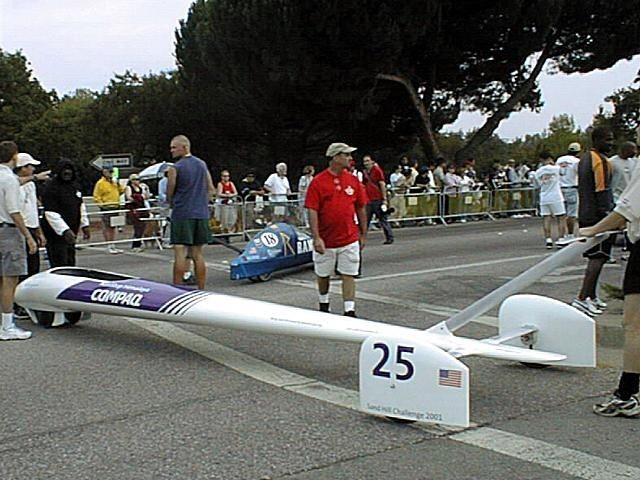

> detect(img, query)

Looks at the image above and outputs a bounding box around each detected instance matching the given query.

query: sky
[2,0,638,140]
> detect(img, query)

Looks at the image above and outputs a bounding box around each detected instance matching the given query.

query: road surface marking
[453,427,640,480]
[130,319,640,479]
[356,254,544,283]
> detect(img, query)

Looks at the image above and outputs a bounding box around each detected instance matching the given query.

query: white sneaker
[0,325,32,340]
[592,297,608,309]
[545,238,553,249]
[108,245,123,254]
[571,297,603,316]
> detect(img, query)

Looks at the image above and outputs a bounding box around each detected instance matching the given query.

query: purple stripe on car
[57,279,195,312]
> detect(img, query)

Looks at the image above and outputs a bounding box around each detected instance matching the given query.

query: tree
[594,84,640,143]
[175,0,640,172]
[86,71,185,164]
[0,49,55,140]
[536,114,587,157]
[373,0,640,162]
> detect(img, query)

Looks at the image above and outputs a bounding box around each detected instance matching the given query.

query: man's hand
[579,227,596,238]
[35,171,51,182]
[359,233,366,252]
[82,226,91,240]
[36,231,47,247]
[63,229,77,245]
[26,235,37,255]
[313,237,326,254]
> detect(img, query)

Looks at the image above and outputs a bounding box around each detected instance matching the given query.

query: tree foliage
[4,1,640,187]
[175,0,640,170]
[0,49,55,139]
[594,84,640,143]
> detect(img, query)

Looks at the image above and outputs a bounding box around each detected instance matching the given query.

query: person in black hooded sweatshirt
[40,160,90,267]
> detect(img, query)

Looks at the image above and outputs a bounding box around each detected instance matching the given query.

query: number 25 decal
[372,343,415,380]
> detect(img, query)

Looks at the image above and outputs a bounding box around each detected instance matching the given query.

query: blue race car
[230,223,313,282]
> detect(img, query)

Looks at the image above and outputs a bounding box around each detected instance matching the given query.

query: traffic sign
[90,153,133,171]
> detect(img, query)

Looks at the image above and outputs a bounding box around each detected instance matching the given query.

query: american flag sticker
[439,369,463,388]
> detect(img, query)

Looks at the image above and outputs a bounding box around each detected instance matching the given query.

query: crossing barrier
[66,187,541,252]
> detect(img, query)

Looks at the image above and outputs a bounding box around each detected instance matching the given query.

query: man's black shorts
[580,219,614,259]
[623,240,640,296]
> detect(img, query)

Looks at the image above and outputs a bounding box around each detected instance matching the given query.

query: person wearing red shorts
[305,143,367,317]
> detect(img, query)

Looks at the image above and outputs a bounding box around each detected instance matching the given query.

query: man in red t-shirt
[363,154,393,244]
[305,142,367,317]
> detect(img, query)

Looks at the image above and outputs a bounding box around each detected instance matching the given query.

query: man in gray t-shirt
[610,141,638,203]
[167,135,215,289]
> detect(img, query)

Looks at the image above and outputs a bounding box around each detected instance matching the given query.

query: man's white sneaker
[545,239,553,249]
[108,245,123,254]
[571,297,603,316]
[592,297,608,309]
[0,325,32,340]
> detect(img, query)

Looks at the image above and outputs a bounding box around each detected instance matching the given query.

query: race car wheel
[249,273,272,282]
[386,416,416,424]
[520,362,550,369]
[33,310,55,328]
[64,312,83,325]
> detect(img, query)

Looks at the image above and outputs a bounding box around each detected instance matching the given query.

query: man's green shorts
[170,219,212,246]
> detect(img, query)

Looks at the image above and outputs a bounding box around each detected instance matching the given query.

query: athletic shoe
[182,271,196,285]
[545,239,553,249]
[593,395,640,417]
[108,244,123,254]
[571,297,603,316]
[319,303,330,313]
[0,325,32,341]
[344,311,357,317]
[383,239,394,245]
[13,306,29,319]
[592,297,608,310]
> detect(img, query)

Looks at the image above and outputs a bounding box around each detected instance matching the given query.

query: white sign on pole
[359,333,470,426]
[90,153,133,171]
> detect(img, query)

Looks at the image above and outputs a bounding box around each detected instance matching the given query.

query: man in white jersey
[556,142,581,237]
[610,141,638,203]
[263,162,291,221]
[535,151,566,248]
[0,141,38,340]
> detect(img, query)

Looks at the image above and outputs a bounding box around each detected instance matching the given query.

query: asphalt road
[2,217,638,480]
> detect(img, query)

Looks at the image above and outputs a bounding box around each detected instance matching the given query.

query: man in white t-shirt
[580,165,640,417]
[15,153,48,318]
[610,141,638,203]
[263,162,291,220]
[556,142,581,237]
[0,141,38,341]
[535,151,566,248]
[263,163,291,202]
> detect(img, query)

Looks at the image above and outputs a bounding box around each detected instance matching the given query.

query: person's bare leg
[0,276,18,313]
[317,276,330,296]
[567,216,577,236]
[557,215,567,239]
[103,224,114,242]
[342,275,355,302]
[190,244,206,289]
[542,216,552,240]
[173,245,188,285]
[341,274,357,314]
[578,257,607,300]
